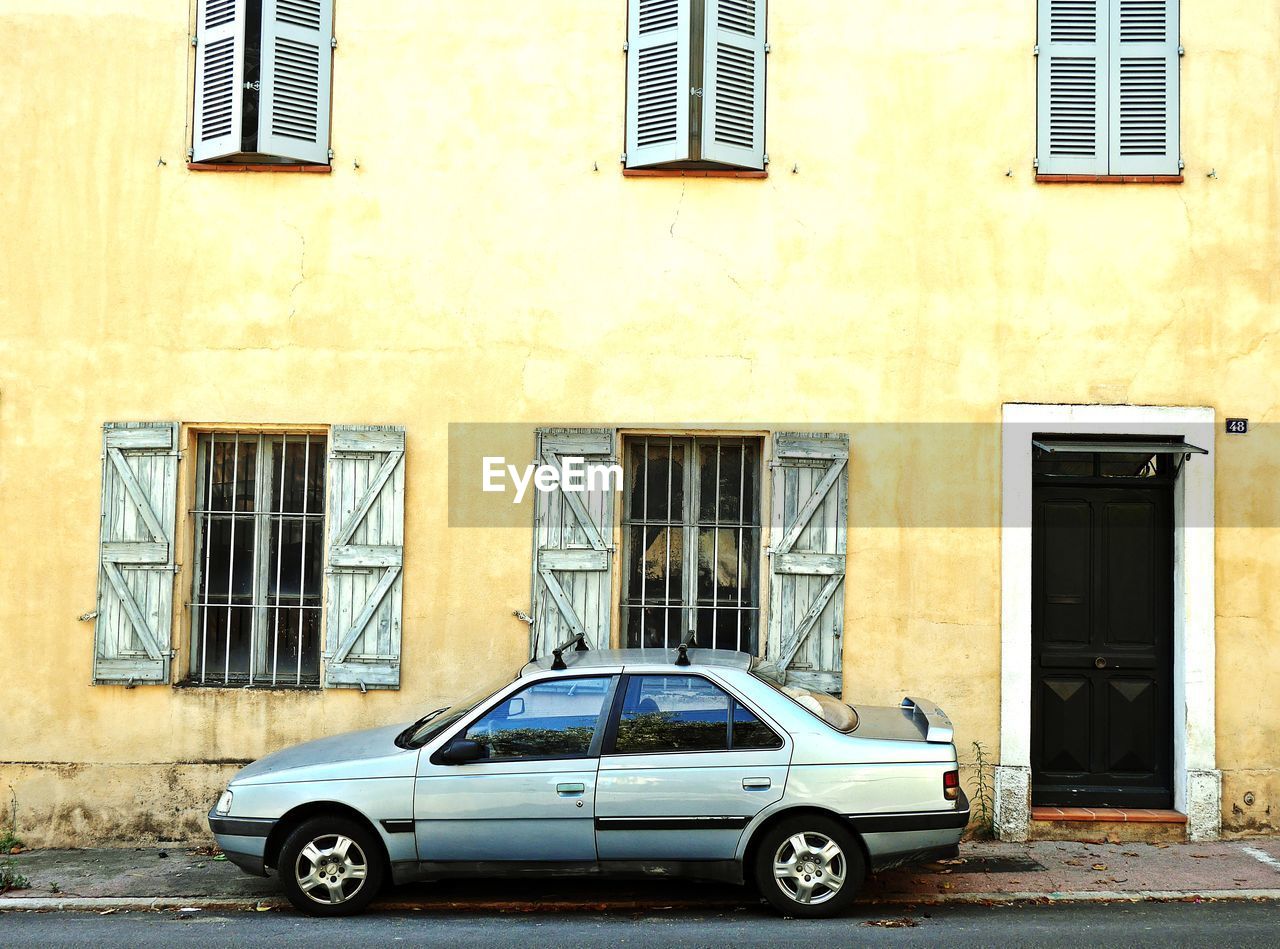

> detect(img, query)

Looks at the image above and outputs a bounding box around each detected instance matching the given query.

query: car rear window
[752,669,858,733]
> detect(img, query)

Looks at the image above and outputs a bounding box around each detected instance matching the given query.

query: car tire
[278,815,385,917]
[752,814,866,918]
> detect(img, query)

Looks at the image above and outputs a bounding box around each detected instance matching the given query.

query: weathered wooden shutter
[1108,0,1179,174]
[192,0,247,162]
[93,423,180,685]
[701,0,767,169]
[530,429,616,656]
[767,433,849,696]
[1037,0,1108,175]
[324,426,405,690]
[625,0,692,168]
[259,0,334,164]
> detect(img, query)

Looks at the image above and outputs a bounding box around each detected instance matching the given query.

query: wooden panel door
[1031,484,1173,807]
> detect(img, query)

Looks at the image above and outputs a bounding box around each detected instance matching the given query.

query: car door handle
[556,783,586,796]
[742,777,771,790]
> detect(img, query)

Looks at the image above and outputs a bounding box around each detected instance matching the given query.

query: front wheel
[752,815,865,918]
[278,816,385,917]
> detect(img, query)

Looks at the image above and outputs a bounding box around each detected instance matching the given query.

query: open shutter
[1108,0,1179,174]
[93,423,179,685]
[767,433,848,696]
[530,429,616,657]
[324,426,405,690]
[192,0,247,162]
[701,0,767,169]
[625,0,692,168]
[1037,0,1108,175]
[259,0,334,164]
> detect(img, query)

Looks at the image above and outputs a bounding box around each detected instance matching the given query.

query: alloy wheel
[294,833,369,905]
[772,831,846,905]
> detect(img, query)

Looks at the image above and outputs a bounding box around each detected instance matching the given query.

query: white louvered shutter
[530,429,616,657]
[766,433,849,696]
[625,0,692,168]
[1037,0,1108,175]
[259,0,334,164]
[324,426,405,690]
[93,423,180,685]
[1108,0,1179,175]
[192,0,246,162]
[701,0,767,169]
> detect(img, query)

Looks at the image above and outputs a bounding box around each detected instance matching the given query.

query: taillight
[943,769,959,801]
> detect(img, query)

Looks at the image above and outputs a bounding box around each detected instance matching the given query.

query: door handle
[556,782,586,796]
[742,777,771,790]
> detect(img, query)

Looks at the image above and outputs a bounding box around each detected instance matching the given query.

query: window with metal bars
[621,436,761,652]
[189,432,325,687]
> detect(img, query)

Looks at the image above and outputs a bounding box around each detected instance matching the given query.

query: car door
[595,673,790,861]
[414,674,617,864]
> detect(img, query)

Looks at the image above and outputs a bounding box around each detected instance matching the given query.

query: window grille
[190,432,325,687]
[621,436,761,652]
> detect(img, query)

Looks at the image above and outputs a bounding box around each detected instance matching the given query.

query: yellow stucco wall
[0,0,1277,844]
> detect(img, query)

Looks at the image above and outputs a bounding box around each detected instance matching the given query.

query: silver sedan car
[208,645,969,918]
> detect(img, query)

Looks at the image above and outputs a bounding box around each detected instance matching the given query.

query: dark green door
[1031,483,1174,808]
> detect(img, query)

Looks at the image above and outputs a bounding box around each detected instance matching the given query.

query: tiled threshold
[1031,806,1188,824]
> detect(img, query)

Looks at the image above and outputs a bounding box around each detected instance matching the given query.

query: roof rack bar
[550,633,589,671]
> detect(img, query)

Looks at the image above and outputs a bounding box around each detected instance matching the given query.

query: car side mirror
[439,738,489,765]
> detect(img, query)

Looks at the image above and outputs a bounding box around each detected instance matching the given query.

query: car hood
[231,722,418,786]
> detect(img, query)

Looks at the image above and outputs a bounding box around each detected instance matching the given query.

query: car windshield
[398,671,517,749]
[751,663,858,733]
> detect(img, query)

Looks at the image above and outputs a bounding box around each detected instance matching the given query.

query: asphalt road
[1,900,1277,947]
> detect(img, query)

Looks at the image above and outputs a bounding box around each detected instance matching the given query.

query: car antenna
[550,633,589,671]
[674,638,693,667]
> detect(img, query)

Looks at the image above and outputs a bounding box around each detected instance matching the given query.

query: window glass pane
[1033,450,1093,478]
[613,675,730,753]
[732,701,782,749]
[465,677,609,759]
[1099,453,1160,478]
[698,440,759,525]
[629,439,684,523]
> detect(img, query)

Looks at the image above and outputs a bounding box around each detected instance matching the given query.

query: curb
[2,889,1279,913]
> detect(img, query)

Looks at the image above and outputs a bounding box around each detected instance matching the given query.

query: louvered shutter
[625,0,692,168]
[766,433,849,696]
[324,426,405,690]
[259,0,334,164]
[192,0,246,162]
[530,429,616,657]
[93,423,180,685]
[1037,0,1108,175]
[701,0,767,169]
[1108,0,1179,174]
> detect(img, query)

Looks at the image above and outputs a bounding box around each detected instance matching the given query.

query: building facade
[1,0,1277,846]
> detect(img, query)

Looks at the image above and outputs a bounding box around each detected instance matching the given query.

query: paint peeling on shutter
[701,0,767,169]
[530,429,616,657]
[93,423,180,685]
[192,0,247,162]
[258,0,334,164]
[625,0,692,168]
[1037,0,1108,175]
[324,425,405,690]
[767,433,848,696]
[1108,0,1179,174]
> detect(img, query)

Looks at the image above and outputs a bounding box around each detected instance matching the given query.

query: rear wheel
[278,816,385,917]
[752,814,865,918]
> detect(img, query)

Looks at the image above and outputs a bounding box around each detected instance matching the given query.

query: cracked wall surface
[1,0,1279,845]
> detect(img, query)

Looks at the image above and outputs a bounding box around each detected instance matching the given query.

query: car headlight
[215,790,234,815]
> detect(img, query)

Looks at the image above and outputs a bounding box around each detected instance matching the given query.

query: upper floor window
[624,0,767,171]
[1037,0,1180,176]
[192,0,335,165]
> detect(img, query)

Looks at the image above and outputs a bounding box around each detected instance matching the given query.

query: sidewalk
[2,838,1279,912]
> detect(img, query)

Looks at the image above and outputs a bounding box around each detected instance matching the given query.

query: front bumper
[208,809,277,877]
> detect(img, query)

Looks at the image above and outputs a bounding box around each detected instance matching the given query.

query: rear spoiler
[900,696,954,744]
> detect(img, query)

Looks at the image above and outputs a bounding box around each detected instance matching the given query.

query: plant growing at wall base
[0,861,29,893]
[966,740,994,839]
[0,787,23,853]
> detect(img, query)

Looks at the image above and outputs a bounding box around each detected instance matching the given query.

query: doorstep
[1028,806,1188,843]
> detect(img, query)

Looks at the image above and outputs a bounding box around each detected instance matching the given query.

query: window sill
[623,168,768,179]
[187,162,332,174]
[1036,174,1183,185]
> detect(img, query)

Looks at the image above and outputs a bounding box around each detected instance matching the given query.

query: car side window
[464,676,611,760]
[612,675,781,754]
